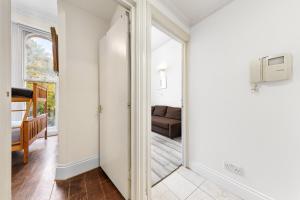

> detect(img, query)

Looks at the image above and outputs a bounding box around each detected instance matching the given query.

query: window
[23,33,58,128]
[24,36,57,82]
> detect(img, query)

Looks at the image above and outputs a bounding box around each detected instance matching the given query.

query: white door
[99,13,130,199]
[0,1,12,199]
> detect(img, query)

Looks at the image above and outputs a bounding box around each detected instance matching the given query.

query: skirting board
[189,162,275,200]
[56,155,99,180]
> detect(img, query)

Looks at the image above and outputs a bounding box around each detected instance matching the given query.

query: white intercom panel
[250,54,293,89]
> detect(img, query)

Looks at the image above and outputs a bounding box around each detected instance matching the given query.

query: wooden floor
[12,136,124,200]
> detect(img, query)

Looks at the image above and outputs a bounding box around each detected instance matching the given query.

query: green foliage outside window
[25,36,57,82]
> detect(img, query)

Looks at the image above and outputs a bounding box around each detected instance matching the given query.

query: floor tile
[200,181,243,200]
[186,189,214,200]
[160,190,180,200]
[177,167,206,187]
[152,182,179,200]
[163,172,197,200]
[152,182,169,199]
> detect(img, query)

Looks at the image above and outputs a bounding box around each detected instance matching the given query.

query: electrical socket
[224,162,244,176]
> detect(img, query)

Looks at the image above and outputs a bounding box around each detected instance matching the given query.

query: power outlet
[224,162,244,176]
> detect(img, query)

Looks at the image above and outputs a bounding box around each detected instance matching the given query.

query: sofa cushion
[153,106,167,117]
[152,116,180,129]
[165,107,181,120]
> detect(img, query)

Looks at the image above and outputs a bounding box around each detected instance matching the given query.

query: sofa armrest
[168,122,181,139]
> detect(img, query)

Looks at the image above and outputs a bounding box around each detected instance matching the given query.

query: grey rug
[151,132,182,186]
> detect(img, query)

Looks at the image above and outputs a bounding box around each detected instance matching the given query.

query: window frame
[20,24,59,133]
[22,26,56,83]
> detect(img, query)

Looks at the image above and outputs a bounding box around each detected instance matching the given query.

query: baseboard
[55,155,99,180]
[189,162,275,200]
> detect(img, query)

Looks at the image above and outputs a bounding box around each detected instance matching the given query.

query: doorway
[150,24,185,187]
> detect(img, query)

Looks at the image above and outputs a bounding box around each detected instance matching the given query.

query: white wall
[57,1,108,176]
[188,0,300,199]
[151,39,182,107]
[0,0,11,199]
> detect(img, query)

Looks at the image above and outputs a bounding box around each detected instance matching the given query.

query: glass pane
[26,82,56,127]
[24,36,57,82]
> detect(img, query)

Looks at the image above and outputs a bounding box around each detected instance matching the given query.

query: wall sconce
[159,70,167,89]
[157,63,168,89]
[157,63,168,71]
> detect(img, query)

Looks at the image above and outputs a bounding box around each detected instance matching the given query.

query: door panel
[99,13,130,199]
[0,0,11,199]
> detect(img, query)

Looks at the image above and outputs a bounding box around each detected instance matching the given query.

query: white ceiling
[11,0,234,29]
[12,0,58,22]
[151,26,172,51]
[12,0,118,23]
[159,0,234,26]
[66,0,117,22]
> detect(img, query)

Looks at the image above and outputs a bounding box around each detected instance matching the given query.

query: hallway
[12,136,124,200]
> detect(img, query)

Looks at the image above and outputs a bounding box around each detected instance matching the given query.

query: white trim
[182,42,189,168]
[113,1,144,200]
[153,0,191,27]
[146,3,152,198]
[190,162,275,200]
[149,0,190,33]
[150,6,189,42]
[55,155,99,180]
[128,0,149,199]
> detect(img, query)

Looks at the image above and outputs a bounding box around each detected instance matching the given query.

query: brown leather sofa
[151,105,181,139]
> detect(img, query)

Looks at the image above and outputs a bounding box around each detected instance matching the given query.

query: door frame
[0,0,12,199]
[117,0,149,199]
[146,2,190,198]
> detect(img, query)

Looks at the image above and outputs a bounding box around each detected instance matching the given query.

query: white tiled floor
[151,167,243,200]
